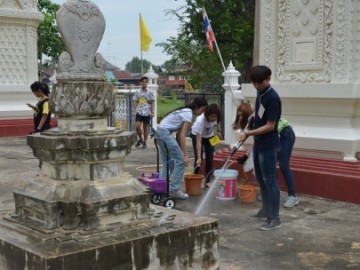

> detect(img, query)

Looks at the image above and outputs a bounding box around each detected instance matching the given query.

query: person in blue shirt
[238,65,282,231]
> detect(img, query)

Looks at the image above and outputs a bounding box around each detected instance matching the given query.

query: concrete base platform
[0,207,219,270]
[2,137,360,269]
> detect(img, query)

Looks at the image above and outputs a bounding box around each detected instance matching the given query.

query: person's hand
[237,155,248,165]
[150,112,154,118]
[195,158,201,167]
[238,131,248,142]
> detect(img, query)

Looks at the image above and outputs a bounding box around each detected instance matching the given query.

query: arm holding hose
[239,120,277,141]
[235,119,277,160]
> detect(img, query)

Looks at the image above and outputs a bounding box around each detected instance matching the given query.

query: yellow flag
[140,14,152,52]
[185,80,194,92]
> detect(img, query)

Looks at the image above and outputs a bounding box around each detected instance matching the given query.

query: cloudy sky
[52,0,187,69]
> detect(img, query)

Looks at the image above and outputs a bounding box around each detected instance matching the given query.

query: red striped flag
[202,8,215,52]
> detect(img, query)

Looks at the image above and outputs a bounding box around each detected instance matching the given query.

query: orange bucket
[239,185,258,203]
[184,174,204,196]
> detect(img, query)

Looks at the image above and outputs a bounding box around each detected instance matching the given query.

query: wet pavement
[0,136,360,270]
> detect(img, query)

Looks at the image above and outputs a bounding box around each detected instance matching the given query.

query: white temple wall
[238,0,360,161]
[0,1,43,118]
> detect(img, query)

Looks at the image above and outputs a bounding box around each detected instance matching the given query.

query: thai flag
[202,9,215,52]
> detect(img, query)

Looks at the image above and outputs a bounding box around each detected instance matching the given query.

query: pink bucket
[214,169,238,200]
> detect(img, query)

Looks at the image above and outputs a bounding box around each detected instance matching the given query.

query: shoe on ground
[283,195,299,208]
[142,143,147,149]
[249,209,268,220]
[169,190,189,199]
[258,218,281,231]
[204,183,210,189]
[135,140,143,147]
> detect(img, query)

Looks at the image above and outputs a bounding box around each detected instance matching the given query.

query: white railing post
[143,65,159,130]
[221,61,243,145]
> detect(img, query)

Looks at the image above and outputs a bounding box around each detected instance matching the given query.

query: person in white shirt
[133,76,155,149]
[154,97,208,199]
[190,104,222,189]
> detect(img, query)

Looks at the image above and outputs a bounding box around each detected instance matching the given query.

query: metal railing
[108,91,135,131]
[109,91,225,137]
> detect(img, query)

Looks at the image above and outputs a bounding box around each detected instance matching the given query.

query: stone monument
[0,1,219,269]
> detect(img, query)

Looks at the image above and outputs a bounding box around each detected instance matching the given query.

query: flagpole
[139,13,144,74]
[203,7,237,100]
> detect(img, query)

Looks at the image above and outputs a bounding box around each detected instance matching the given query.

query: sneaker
[283,195,299,208]
[249,209,268,220]
[142,143,147,149]
[169,190,189,199]
[135,140,143,147]
[258,218,281,231]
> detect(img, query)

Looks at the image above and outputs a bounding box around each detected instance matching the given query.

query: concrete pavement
[0,136,360,269]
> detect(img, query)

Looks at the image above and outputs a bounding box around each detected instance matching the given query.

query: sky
[52,0,186,70]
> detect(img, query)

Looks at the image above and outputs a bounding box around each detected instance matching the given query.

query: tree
[125,57,152,73]
[37,0,65,67]
[157,0,255,90]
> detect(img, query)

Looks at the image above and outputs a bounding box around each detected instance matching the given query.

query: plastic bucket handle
[239,188,256,199]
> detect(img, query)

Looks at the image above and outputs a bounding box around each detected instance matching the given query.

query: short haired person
[238,65,282,231]
[235,103,299,209]
[133,76,155,149]
[154,97,208,199]
[189,103,222,189]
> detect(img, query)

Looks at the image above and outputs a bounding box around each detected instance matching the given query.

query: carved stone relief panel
[277,0,334,83]
[0,0,37,10]
[349,1,360,82]
[261,0,277,69]
[49,82,115,117]
[0,25,28,84]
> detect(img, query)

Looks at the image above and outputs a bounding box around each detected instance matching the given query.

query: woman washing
[154,97,208,199]
[189,103,222,189]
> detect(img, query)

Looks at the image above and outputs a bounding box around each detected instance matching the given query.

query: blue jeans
[253,147,280,220]
[154,128,184,191]
[189,133,214,183]
[278,126,296,196]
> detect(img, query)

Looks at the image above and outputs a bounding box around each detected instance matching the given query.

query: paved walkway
[1,136,360,269]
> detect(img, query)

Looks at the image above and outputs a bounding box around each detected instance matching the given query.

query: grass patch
[157,98,184,121]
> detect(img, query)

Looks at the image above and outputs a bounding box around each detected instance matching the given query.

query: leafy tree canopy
[157,0,255,90]
[37,0,65,67]
[125,57,150,73]
[125,57,161,74]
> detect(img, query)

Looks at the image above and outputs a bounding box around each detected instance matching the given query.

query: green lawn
[157,98,184,120]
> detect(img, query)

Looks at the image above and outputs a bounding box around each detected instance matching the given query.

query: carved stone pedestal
[0,1,219,269]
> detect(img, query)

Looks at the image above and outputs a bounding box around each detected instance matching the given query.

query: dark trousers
[189,133,215,183]
[278,126,296,196]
